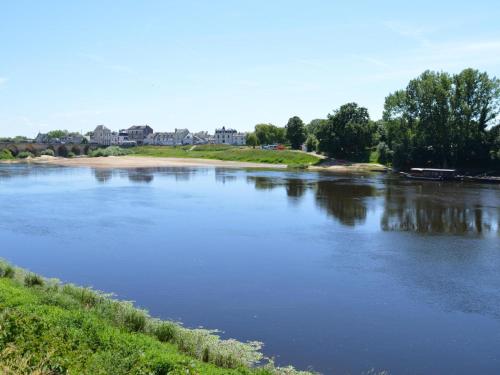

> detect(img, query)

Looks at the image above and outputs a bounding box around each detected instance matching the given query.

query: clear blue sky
[1,0,499,137]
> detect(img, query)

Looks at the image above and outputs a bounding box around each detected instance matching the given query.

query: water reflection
[314,180,376,226]
[381,180,499,235]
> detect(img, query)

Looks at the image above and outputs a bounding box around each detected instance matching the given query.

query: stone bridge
[0,143,98,157]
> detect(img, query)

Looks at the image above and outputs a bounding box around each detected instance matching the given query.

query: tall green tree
[285,116,306,149]
[246,132,258,148]
[254,123,286,145]
[382,68,500,168]
[316,103,374,159]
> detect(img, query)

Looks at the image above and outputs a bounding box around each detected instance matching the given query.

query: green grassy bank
[131,145,321,167]
[0,261,310,375]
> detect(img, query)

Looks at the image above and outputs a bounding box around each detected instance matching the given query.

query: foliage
[46,130,68,139]
[133,146,321,167]
[316,102,375,160]
[382,68,500,168]
[17,151,34,159]
[40,149,55,156]
[246,132,259,148]
[254,124,286,145]
[305,119,326,137]
[90,146,132,157]
[0,260,312,375]
[305,135,318,152]
[285,116,306,149]
[0,149,14,160]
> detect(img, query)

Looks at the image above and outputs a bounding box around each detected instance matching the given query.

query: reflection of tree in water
[247,176,307,200]
[127,169,154,184]
[314,180,375,226]
[93,169,113,183]
[381,181,499,235]
[215,168,238,184]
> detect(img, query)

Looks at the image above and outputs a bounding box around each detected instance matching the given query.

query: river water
[0,164,499,374]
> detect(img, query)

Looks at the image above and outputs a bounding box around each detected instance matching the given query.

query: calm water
[1,164,499,374]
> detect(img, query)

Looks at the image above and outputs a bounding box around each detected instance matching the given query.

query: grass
[90,146,133,157]
[131,145,322,167]
[0,260,313,375]
[0,149,14,160]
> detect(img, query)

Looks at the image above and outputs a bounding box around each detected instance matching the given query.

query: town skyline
[1,1,500,137]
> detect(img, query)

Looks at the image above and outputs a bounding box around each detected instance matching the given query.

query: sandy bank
[1,155,388,173]
[25,156,289,169]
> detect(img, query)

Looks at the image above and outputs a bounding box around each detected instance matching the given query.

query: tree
[316,103,374,159]
[285,116,306,149]
[47,130,68,139]
[306,119,326,137]
[254,124,286,145]
[246,132,258,148]
[381,68,500,168]
[305,134,318,152]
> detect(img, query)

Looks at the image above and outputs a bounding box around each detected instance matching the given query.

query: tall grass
[132,145,321,167]
[90,146,132,157]
[0,260,313,375]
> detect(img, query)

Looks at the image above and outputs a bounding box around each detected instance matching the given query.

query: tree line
[246,68,500,170]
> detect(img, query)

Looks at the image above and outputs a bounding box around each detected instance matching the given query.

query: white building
[214,126,246,145]
[91,125,112,145]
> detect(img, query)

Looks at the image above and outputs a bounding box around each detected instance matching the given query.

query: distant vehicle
[400,168,457,181]
[262,144,285,150]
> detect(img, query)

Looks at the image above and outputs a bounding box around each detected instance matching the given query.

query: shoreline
[1,155,388,173]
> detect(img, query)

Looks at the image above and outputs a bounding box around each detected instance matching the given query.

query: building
[61,134,84,144]
[35,133,49,144]
[127,125,153,145]
[91,125,112,145]
[214,126,246,145]
[144,132,175,146]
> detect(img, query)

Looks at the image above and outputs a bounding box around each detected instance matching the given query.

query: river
[0,164,499,374]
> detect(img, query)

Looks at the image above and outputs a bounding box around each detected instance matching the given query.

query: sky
[1,0,500,137]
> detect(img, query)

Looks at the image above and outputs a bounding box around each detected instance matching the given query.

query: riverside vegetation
[131,145,321,167]
[0,260,313,375]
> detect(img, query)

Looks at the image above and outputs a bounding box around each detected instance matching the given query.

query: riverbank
[0,260,310,375]
[1,155,388,173]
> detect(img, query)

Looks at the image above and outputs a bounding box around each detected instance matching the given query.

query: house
[127,125,153,145]
[110,132,119,145]
[117,129,129,145]
[193,131,211,145]
[35,133,49,144]
[61,134,84,144]
[214,126,246,145]
[91,125,112,145]
[144,132,175,146]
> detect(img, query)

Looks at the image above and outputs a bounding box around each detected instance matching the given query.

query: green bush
[0,149,14,160]
[24,273,44,287]
[67,152,76,158]
[0,265,15,278]
[305,135,318,152]
[90,146,132,157]
[40,149,55,156]
[17,151,34,159]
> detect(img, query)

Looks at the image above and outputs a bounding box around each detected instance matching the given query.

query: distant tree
[305,134,318,152]
[317,102,374,159]
[254,123,286,145]
[47,130,68,139]
[382,68,500,168]
[285,116,306,149]
[246,132,259,148]
[306,119,327,136]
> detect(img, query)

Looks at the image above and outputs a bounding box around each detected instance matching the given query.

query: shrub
[17,151,34,159]
[0,149,14,160]
[0,265,15,278]
[305,135,318,152]
[376,142,393,165]
[153,321,177,342]
[40,149,55,156]
[24,273,44,287]
[67,152,76,158]
[90,146,132,157]
[71,145,81,155]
